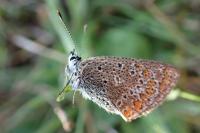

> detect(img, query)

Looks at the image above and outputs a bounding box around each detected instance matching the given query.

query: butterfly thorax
[66,52,119,114]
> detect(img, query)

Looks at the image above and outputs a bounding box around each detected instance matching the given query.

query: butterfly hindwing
[78,57,179,121]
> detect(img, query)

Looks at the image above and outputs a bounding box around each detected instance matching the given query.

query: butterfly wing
[79,57,179,122]
[108,58,179,122]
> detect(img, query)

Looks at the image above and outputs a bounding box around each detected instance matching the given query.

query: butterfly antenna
[58,73,73,96]
[57,10,78,53]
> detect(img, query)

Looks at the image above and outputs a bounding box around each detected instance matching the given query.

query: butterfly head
[68,50,81,73]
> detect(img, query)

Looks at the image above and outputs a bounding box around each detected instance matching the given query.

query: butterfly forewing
[78,57,179,122]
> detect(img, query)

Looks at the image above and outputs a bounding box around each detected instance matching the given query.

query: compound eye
[70,56,76,61]
[77,56,81,61]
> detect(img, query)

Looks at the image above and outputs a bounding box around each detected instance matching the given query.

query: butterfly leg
[72,78,80,90]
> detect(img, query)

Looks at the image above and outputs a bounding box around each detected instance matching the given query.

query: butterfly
[59,50,179,122]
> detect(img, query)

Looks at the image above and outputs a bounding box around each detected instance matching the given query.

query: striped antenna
[57,10,77,53]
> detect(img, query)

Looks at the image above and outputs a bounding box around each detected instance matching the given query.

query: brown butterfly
[63,50,179,122]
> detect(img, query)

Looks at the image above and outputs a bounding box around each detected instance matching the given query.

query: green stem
[168,89,200,102]
[179,91,200,102]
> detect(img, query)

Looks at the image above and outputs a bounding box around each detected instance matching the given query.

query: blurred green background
[0,0,200,133]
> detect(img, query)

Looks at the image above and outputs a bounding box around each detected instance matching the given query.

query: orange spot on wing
[143,69,151,78]
[133,101,142,112]
[123,106,133,119]
[140,93,148,101]
[135,64,144,71]
[147,79,157,86]
[145,79,157,96]
[146,87,154,96]
[160,68,173,92]
[160,79,170,92]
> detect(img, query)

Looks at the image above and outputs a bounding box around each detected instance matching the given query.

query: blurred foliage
[0,0,200,133]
